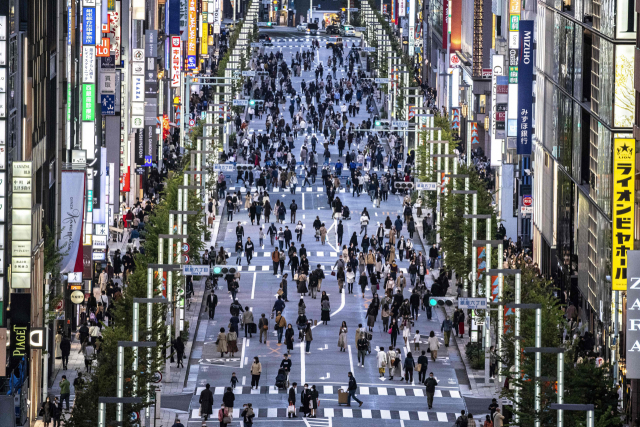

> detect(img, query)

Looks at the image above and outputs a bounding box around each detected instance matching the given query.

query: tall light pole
[523,345,565,427]
[549,403,593,427]
[116,341,157,423]
[488,268,522,421]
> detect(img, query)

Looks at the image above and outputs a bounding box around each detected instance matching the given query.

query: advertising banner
[398,0,405,16]
[490,54,504,166]
[107,5,121,63]
[82,84,95,121]
[83,7,96,45]
[82,46,96,83]
[626,251,640,378]
[187,0,197,68]
[171,36,181,87]
[59,171,86,273]
[213,0,221,33]
[471,122,480,144]
[613,138,636,290]
[517,20,533,155]
[442,0,448,49]
[477,246,486,279]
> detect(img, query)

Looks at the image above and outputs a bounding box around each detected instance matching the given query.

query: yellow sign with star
[613,138,635,290]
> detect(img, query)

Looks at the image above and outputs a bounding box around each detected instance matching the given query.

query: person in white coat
[376,348,387,377]
[428,331,440,362]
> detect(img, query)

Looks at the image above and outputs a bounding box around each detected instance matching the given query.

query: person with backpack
[455,410,469,427]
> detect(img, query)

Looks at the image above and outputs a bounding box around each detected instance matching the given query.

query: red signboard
[482,68,492,78]
[523,195,532,206]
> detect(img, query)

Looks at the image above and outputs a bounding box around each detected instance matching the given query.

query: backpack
[456,415,468,427]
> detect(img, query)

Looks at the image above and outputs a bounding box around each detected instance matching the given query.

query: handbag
[330,271,336,276]
[416,363,422,372]
[223,415,232,423]
[388,328,393,334]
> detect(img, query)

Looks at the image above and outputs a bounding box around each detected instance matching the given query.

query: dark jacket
[60,338,71,356]
[288,386,297,404]
[348,376,358,391]
[424,377,438,393]
[199,388,214,415]
[222,391,235,407]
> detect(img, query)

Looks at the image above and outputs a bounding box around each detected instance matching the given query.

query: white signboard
[0,68,6,92]
[131,103,144,116]
[374,78,389,84]
[183,265,210,275]
[415,182,438,191]
[132,75,144,102]
[68,272,83,283]
[132,48,144,62]
[171,36,181,88]
[93,235,107,249]
[212,164,235,172]
[391,120,409,128]
[82,46,96,83]
[213,0,221,34]
[458,298,488,309]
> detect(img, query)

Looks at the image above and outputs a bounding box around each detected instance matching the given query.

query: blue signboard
[101,94,115,116]
[187,56,197,69]
[517,20,534,155]
[144,156,153,167]
[83,7,96,45]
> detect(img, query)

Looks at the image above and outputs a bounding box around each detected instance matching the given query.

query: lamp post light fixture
[453,190,478,297]
[549,400,592,427]
[98,397,143,427]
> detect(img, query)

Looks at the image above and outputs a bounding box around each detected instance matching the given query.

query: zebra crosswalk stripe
[194,385,459,398]
[189,407,459,421]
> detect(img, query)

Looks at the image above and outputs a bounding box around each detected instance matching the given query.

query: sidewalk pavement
[34,215,223,427]
[413,207,500,401]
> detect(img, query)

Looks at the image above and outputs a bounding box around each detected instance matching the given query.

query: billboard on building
[59,171,86,273]
[613,138,635,290]
[626,251,640,378]
[490,54,504,166]
[516,20,533,155]
[187,0,197,68]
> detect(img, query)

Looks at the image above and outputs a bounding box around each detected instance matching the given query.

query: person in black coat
[337,220,344,245]
[300,384,312,416]
[60,335,71,370]
[288,383,298,418]
[199,384,214,420]
[207,291,218,320]
[174,337,185,368]
[417,350,429,383]
[222,387,235,408]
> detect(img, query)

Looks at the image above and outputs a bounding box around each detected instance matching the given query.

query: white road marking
[240,338,246,369]
[348,345,354,373]
[437,413,448,422]
[251,273,257,299]
[301,341,306,386]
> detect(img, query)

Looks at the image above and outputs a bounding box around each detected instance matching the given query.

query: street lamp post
[523,346,565,427]
[116,341,157,423]
[488,268,522,421]
[452,190,477,297]
[472,237,501,384]
[549,401,592,427]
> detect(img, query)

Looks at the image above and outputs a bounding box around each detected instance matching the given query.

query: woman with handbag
[309,385,319,418]
[218,404,231,427]
[376,347,387,377]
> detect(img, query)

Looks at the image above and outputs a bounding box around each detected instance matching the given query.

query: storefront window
[477,94,486,114]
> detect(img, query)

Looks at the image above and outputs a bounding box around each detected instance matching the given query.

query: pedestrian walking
[199,384,214,420]
[207,291,218,319]
[216,327,228,357]
[241,403,255,427]
[285,324,295,354]
[218,404,231,427]
[441,315,453,347]
[404,352,415,383]
[428,331,440,361]
[376,347,387,377]
[304,322,313,353]
[39,396,53,427]
[60,335,71,370]
[287,383,298,418]
[338,321,348,351]
[258,314,269,343]
[250,357,262,389]
[424,372,438,409]
[357,332,369,367]
[347,372,363,407]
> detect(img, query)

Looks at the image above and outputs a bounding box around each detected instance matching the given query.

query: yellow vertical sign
[612,138,636,290]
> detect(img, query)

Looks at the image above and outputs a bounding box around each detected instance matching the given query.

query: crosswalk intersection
[195,385,462,398]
